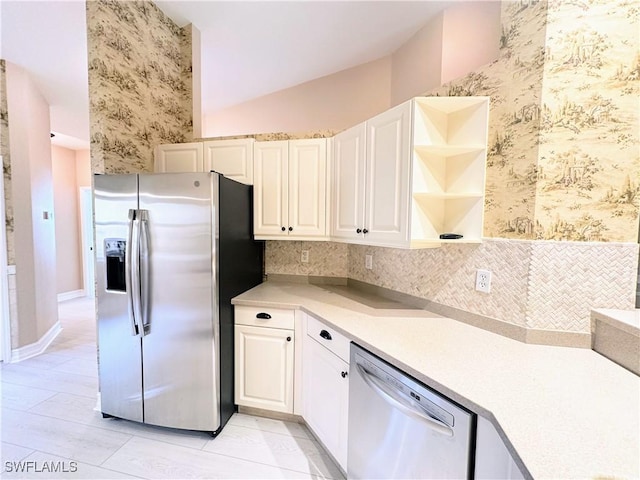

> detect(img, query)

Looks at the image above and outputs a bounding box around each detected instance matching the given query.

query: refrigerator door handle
[131,210,145,337]
[126,209,140,336]
[138,210,150,336]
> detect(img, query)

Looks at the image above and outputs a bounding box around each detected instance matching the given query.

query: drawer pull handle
[286,336,292,342]
[341,371,348,378]
[256,313,271,320]
[319,329,332,341]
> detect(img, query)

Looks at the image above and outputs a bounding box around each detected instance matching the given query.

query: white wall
[5,61,58,347]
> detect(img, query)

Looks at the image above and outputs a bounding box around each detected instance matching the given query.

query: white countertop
[232,282,640,479]
[593,308,640,332]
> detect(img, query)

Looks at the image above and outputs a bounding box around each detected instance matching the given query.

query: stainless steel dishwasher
[348,344,475,479]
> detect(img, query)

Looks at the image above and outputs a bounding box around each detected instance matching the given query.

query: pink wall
[75,149,91,187]
[5,61,58,347]
[390,12,444,106]
[51,145,83,294]
[204,57,392,136]
[203,2,501,137]
[441,1,501,84]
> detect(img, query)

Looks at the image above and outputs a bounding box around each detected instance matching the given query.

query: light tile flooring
[1,297,343,479]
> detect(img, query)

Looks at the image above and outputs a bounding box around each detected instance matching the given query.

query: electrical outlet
[365,254,373,270]
[475,269,492,293]
[301,250,309,263]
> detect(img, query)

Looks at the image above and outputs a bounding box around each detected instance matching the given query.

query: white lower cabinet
[302,314,350,471]
[234,307,295,414]
[234,304,526,477]
[475,416,524,479]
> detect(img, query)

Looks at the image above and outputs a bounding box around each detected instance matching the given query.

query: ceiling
[0,0,456,150]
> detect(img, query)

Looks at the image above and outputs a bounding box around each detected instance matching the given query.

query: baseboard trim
[10,321,62,363]
[237,405,303,424]
[58,290,85,302]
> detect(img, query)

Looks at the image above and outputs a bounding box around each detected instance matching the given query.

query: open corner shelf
[408,96,489,245]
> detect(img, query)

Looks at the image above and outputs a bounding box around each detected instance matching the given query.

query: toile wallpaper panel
[425,0,639,243]
[427,0,549,240]
[86,0,193,174]
[0,60,14,265]
[535,0,639,242]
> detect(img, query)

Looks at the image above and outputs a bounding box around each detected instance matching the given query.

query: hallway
[1,298,341,479]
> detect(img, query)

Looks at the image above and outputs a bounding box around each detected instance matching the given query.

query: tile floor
[1,297,343,479]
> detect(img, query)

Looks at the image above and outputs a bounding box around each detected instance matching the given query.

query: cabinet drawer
[235,306,295,329]
[306,314,351,363]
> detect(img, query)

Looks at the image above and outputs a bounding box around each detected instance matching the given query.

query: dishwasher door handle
[356,363,454,437]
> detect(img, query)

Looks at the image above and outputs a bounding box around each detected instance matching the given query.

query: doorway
[79,186,95,298]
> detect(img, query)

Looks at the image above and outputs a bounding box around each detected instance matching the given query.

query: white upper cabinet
[253,140,289,237]
[155,139,254,184]
[254,138,328,240]
[204,138,254,185]
[331,96,489,248]
[331,123,367,241]
[365,102,412,246]
[154,142,204,173]
[288,139,327,237]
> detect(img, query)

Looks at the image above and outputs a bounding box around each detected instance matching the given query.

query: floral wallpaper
[86,0,193,174]
[428,0,548,240]
[199,130,337,143]
[535,0,639,242]
[428,0,639,243]
[0,59,14,265]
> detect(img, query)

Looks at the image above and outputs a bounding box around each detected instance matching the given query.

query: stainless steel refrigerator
[94,172,263,434]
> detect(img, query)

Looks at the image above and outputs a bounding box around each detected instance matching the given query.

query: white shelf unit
[409,96,489,246]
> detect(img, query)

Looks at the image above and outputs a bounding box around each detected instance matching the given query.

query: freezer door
[138,172,219,431]
[94,174,143,422]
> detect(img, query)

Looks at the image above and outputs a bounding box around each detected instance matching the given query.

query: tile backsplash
[266,241,348,278]
[266,239,638,334]
[348,240,531,328]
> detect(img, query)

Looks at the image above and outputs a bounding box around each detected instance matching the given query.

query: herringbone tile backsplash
[266,239,639,334]
[527,242,638,331]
